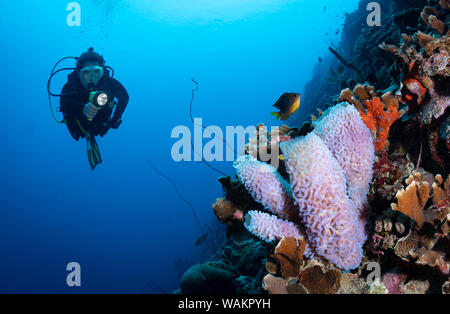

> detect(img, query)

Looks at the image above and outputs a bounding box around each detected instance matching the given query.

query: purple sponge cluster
[313,103,375,212]
[234,155,298,219]
[281,132,364,270]
[244,210,304,242]
[237,103,374,270]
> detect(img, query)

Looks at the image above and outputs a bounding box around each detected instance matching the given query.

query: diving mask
[79,65,104,85]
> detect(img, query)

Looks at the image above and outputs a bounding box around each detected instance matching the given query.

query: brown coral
[285,282,308,294]
[353,84,376,101]
[400,280,430,294]
[339,88,354,104]
[423,34,450,56]
[262,274,288,294]
[298,266,341,294]
[379,42,410,64]
[381,92,400,112]
[337,273,368,294]
[212,198,241,225]
[262,273,310,294]
[271,237,306,281]
[416,250,449,275]
[394,214,448,274]
[428,15,445,35]
[402,33,412,43]
[394,227,441,261]
[265,261,278,275]
[391,171,429,228]
[416,31,437,50]
[394,228,422,260]
[421,6,440,26]
[432,174,450,205]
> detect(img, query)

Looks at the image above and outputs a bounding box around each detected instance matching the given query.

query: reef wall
[175,0,450,294]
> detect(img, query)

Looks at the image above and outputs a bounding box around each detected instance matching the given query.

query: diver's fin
[86,134,102,170]
[271,112,280,119]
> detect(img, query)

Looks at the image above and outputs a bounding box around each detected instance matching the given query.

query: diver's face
[79,62,104,89]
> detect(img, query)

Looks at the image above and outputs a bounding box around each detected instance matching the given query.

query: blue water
[0,0,358,293]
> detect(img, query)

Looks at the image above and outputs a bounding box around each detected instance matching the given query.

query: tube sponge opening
[313,102,375,212]
[234,155,298,219]
[244,210,304,243]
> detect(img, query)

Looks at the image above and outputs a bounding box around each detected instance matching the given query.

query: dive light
[87,91,110,121]
[89,91,109,107]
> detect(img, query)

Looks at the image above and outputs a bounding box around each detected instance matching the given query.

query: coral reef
[236,103,374,271]
[339,85,402,152]
[391,171,430,228]
[379,14,450,172]
[177,0,450,295]
[263,259,342,294]
[393,188,450,274]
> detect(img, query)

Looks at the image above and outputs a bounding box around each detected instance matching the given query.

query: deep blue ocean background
[0,0,358,293]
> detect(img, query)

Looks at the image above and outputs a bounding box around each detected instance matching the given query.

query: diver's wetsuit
[60,69,129,141]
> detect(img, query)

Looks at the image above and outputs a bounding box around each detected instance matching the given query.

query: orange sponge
[359,97,401,152]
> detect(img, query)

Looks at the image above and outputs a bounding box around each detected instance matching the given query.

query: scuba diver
[47,47,129,169]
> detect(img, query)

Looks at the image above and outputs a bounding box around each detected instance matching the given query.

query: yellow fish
[271,93,301,121]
